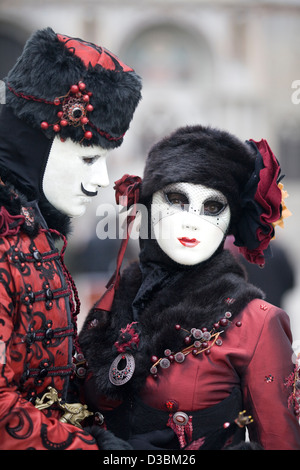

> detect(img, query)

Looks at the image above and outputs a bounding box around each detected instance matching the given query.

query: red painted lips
[178,237,200,248]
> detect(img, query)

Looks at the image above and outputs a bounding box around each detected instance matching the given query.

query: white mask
[151,182,231,265]
[42,137,109,217]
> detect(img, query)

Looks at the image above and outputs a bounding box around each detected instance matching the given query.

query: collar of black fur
[0,178,71,238]
[80,250,264,402]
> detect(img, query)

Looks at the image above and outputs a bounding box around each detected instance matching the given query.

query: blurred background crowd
[1,0,300,345]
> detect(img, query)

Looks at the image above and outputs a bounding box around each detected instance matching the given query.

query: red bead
[83,94,90,102]
[205,349,211,355]
[53,98,60,106]
[202,327,208,332]
[223,422,230,429]
[184,336,192,345]
[84,131,93,140]
[87,91,93,97]
[235,321,242,327]
[40,121,49,130]
[86,104,94,112]
[201,342,208,349]
[168,355,174,362]
[151,355,158,363]
[165,399,178,412]
[70,84,79,94]
[81,116,89,125]
[213,322,220,329]
[60,119,68,127]
[53,124,60,132]
[192,349,198,356]
[57,111,63,118]
[219,318,229,327]
[175,324,181,330]
[78,82,86,91]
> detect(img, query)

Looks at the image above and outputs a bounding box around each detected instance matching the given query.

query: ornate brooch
[108,322,140,386]
[40,81,94,142]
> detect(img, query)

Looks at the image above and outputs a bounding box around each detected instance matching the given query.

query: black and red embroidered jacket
[0,182,99,450]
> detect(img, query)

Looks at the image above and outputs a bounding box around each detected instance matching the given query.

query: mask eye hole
[165,192,189,210]
[203,200,226,216]
[82,155,100,165]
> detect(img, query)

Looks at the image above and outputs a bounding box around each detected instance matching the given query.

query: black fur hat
[141,125,256,231]
[4,27,142,148]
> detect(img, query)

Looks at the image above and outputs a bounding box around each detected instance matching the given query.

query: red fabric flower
[114,174,142,208]
[114,322,140,353]
[253,138,282,228]
[0,206,25,236]
[237,139,283,266]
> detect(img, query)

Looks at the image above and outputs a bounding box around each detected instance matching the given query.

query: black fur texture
[79,250,264,403]
[141,125,257,233]
[5,27,142,149]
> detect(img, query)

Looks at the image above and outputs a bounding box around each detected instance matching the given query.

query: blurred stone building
[1,0,300,336]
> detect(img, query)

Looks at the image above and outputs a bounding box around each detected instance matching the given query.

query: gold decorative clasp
[235,410,254,428]
[35,386,93,428]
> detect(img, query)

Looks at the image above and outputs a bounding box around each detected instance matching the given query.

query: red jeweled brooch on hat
[40,81,94,142]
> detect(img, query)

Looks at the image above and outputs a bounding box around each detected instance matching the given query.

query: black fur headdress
[5,27,142,149]
[140,125,288,266]
[141,125,256,230]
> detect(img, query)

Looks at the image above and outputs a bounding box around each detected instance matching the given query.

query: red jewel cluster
[40,81,94,141]
[150,311,242,379]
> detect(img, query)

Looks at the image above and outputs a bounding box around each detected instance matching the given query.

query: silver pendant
[109,353,135,386]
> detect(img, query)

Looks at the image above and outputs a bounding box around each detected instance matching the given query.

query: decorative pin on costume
[109,322,140,386]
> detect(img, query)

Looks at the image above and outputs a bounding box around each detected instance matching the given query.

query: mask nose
[90,156,110,188]
[181,213,199,232]
[189,204,201,216]
[182,222,198,232]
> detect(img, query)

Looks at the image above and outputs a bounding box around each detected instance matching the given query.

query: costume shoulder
[239,298,292,339]
[0,181,40,237]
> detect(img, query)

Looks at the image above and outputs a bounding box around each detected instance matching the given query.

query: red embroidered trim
[88,121,125,142]
[7,84,54,105]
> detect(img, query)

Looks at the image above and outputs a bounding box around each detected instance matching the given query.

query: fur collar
[79,250,264,401]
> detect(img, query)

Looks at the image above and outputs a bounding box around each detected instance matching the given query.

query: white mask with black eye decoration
[151,182,231,265]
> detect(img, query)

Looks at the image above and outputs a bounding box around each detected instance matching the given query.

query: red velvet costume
[0,192,98,450]
[79,130,300,450]
[142,299,300,450]
[0,26,141,450]
[80,253,300,451]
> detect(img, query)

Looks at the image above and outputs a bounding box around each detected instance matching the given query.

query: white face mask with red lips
[151,182,231,266]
